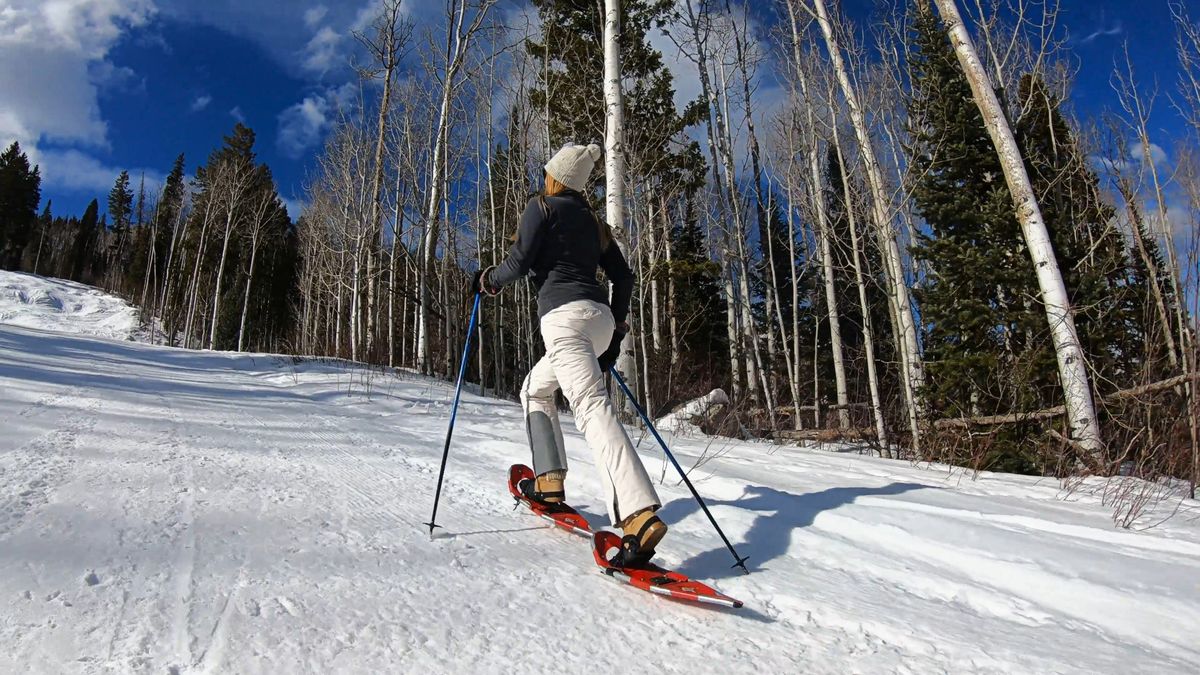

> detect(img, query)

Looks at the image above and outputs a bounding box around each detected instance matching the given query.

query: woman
[475,143,666,565]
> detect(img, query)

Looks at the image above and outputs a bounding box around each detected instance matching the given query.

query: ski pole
[609,369,750,575]
[426,292,482,537]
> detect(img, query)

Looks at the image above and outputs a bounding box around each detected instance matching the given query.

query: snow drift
[2,276,1199,673]
[0,271,144,341]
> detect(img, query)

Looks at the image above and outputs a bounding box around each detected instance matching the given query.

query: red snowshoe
[507,464,591,537]
[592,529,743,609]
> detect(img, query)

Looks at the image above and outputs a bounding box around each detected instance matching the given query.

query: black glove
[470,267,498,298]
[597,323,629,372]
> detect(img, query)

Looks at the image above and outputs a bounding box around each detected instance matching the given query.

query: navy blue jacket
[486,191,634,323]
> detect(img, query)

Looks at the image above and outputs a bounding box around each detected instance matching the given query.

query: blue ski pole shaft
[610,369,749,574]
[426,292,482,536]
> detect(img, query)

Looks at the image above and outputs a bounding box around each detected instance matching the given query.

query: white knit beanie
[544,143,603,192]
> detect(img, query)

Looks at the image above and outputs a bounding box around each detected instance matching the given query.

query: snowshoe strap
[611,535,655,569]
[518,478,566,508]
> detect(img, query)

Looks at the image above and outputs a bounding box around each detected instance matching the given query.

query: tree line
[0,0,1196,497]
[0,124,295,353]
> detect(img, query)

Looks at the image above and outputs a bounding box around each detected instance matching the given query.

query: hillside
[0,271,146,342]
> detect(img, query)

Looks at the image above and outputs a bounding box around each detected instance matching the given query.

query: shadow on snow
[658,482,927,580]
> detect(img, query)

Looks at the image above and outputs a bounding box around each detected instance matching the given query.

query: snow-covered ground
[2,276,1200,674]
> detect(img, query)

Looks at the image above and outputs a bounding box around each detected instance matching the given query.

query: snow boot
[613,507,667,568]
[519,469,567,507]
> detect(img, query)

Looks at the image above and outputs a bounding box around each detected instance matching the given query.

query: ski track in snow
[2,275,1200,674]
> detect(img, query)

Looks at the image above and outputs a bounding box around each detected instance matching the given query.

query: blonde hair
[544,173,569,197]
[510,174,613,251]
[542,173,613,251]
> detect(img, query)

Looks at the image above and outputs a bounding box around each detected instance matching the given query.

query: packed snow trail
[2,278,1200,673]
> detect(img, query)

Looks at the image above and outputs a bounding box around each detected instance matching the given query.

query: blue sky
[2,0,1192,220]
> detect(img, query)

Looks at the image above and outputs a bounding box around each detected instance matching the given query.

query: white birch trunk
[933,0,1104,459]
[236,232,260,352]
[604,0,638,413]
[661,196,679,363]
[791,40,850,430]
[809,0,925,447]
[417,0,489,374]
[832,123,888,447]
[207,206,236,350]
[724,257,742,403]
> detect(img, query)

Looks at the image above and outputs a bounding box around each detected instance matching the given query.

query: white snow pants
[520,299,660,524]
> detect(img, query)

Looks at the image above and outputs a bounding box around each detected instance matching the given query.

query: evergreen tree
[666,193,727,387]
[1124,200,1179,381]
[107,170,134,284]
[526,0,705,195]
[71,200,101,282]
[907,5,1055,471]
[0,141,42,270]
[908,6,1023,420]
[155,154,188,290]
[824,146,899,412]
[181,124,293,350]
[30,201,52,274]
[907,7,1149,471]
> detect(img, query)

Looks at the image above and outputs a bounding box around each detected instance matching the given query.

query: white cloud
[302,26,343,74]
[190,94,212,112]
[155,0,409,80]
[33,147,163,196]
[304,5,328,29]
[1095,141,1172,175]
[281,194,308,219]
[230,106,246,124]
[88,60,142,93]
[1131,142,1169,168]
[0,0,155,193]
[1079,22,1123,45]
[276,82,355,159]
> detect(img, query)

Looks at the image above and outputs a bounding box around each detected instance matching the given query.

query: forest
[1,0,1197,497]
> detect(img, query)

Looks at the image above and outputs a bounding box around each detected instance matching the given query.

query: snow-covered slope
[2,321,1200,672]
[0,271,144,341]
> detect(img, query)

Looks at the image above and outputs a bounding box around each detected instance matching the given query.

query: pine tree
[107,170,133,282]
[908,6,1023,424]
[30,201,52,274]
[527,0,704,196]
[528,0,676,151]
[527,0,714,406]
[1124,200,1178,381]
[179,124,293,350]
[824,146,898,412]
[0,141,42,270]
[72,200,101,282]
[666,194,727,387]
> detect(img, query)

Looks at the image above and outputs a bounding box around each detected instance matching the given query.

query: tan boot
[617,507,667,565]
[525,469,566,504]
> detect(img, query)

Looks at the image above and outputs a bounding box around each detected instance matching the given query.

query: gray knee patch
[527,411,567,475]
